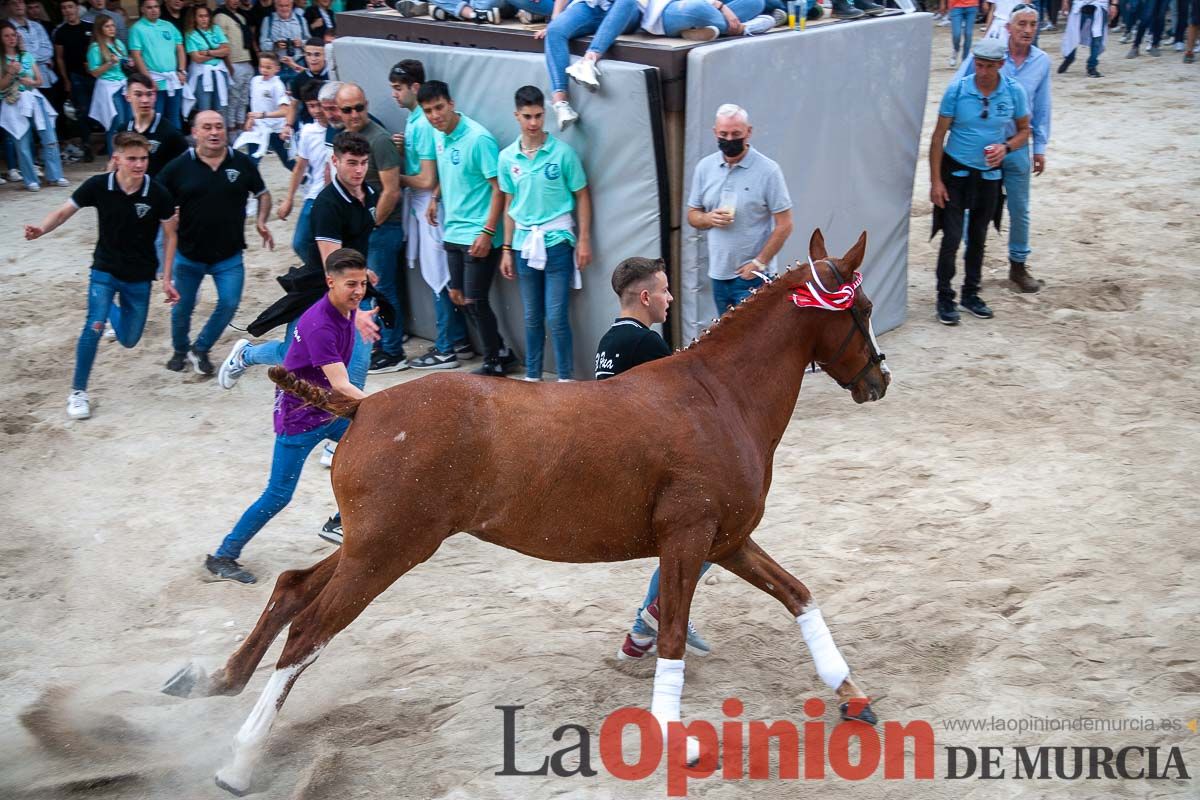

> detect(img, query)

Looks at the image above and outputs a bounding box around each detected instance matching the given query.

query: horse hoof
[214,774,249,797]
[161,662,208,698]
[839,700,878,726]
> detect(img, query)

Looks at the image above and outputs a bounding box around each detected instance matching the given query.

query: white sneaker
[5,168,19,182]
[937,17,950,26]
[949,53,958,67]
[53,178,70,187]
[103,322,117,341]
[742,14,776,35]
[565,58,601,90]
[680,25,720,41]
[67,390,91,420]
[552,100,579,131]
[1175,41,1185,52]
[516,8,545,23]
[320,441,337,467]
[217,338,251,390]
[25,183,40,192]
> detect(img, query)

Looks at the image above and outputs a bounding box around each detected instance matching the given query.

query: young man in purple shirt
[205,248,373,585]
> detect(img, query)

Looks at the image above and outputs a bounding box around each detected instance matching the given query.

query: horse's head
[802,229,891,404]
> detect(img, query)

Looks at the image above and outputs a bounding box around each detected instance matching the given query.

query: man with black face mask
[687,103,794,316]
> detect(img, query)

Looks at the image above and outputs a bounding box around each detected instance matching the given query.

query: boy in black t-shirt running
[24,132,178,420]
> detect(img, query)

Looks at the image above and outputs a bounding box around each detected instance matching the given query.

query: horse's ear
[842,231,868,272]
[808,229,828,261]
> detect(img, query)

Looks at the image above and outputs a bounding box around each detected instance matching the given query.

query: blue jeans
[1002,145,1032,263]
[15,99,65,186]
[631,563,714,633]
[155,87,183,130]
[433,286,469,353]
[171,252,245,354]
[214,415,351,560]
[193,85,220,113]
[241,314,372,390]
[292,197,321,268]
[368,220,408,357]
[544,0,641,94]
[712,274,764,316]
[73,269,151,391]
[662,0,763,35]
[950,6,978,56]
[516,242,574,380]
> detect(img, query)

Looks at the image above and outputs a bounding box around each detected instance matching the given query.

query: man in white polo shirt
[686,103,794,316]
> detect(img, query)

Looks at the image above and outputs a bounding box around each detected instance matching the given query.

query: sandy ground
[1,20,1198,800]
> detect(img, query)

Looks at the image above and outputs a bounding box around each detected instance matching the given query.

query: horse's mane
[679,259,822,353]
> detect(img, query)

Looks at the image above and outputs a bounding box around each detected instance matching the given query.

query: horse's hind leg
[717,538,876,724]
[214,538,441,796]
[163,551,342,699]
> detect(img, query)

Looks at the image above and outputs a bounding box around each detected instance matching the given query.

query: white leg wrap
[649,658,700,764]
[216,649,320,793]
[797,609,850,690]
[650,658,685,726]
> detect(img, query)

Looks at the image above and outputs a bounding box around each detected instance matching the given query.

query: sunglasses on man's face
[980,96,989,120]
[340,103,366,114]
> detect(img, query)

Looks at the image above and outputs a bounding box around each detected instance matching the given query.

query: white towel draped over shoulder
[517,212,583,290]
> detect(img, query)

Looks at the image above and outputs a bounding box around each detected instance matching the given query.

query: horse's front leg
[648,520,715,767]
[717,537,876,724]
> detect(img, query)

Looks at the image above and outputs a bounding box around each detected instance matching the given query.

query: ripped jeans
[73,268,151,391]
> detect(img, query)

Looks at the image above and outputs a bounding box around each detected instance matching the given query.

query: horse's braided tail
[268,366,362,419]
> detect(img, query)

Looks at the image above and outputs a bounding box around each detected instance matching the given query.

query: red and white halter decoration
[788,257,863,311]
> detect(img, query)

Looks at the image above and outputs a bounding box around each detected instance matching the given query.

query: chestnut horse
[163,230,891,795]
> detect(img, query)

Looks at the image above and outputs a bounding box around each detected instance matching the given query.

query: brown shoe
[1009,261,1043,293]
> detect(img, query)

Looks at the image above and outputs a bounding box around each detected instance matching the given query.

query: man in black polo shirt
[220,130,378,394]
[594,256,673,380]
[53,0,95,162]
[159,110,273,375]
[23,132,178,421]
[120,74,189,177]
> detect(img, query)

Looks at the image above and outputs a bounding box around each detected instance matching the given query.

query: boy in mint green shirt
[497,85,592,382]
[419,79,513,378]
[128,0,185,126]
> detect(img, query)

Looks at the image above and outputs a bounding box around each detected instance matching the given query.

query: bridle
[810,258,888,391]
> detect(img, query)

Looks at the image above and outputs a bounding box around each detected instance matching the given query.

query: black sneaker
[453,340,478,360]
[166,350,188,371]
[319,515,343,546]
[960,295,994,319]
[410,347,459,370]
[1087,66,1103,77]
[368,351,409,373]
[471,358,506,377]
[498,347,518,371]
[188,349,215,376]
[937,300,961,326]
[204,555,256,585]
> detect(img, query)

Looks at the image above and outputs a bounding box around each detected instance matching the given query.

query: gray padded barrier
[333,38,668,377]
[681,14,932,342]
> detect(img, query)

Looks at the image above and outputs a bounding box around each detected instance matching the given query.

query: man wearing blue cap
[928,38,1031,326]
[956,3,1051,292]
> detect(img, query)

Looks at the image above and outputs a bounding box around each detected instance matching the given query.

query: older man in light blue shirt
[957,3,1050,292]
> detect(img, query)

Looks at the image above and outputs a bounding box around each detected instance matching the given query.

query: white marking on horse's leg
[215,648,322,795]
[796,608,850,690]
[650,658,699,764]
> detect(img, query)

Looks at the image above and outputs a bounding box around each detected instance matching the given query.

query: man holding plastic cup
[686,103,793,316]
